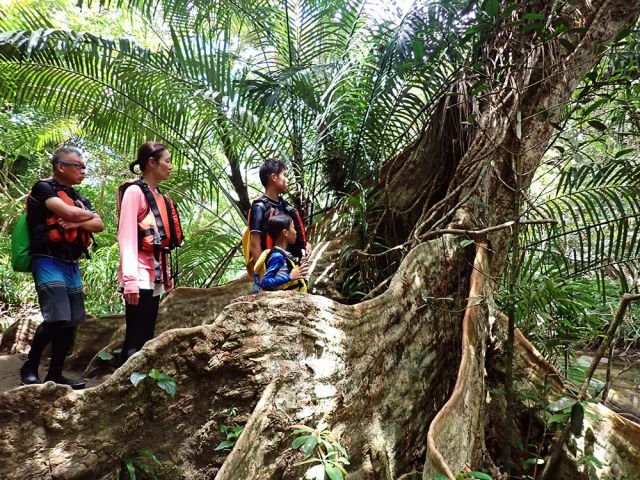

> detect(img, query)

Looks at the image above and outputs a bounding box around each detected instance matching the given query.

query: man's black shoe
[44,374,86,390]
[20,361,41,385]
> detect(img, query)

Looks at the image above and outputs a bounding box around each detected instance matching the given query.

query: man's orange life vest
[45,189,92,248]
[117,179,184,287]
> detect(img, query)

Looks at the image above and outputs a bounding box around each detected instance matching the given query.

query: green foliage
[497,25,640,369]
[117,448,162,480]
[130,368,177,398]
[214,406,244,451]
[97,350,115,361]
[291,422,350,480]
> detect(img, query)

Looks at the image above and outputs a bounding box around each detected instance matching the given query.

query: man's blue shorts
[32,256,86,326]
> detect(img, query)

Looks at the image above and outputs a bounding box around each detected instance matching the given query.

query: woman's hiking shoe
[20,360,41,385]
[44,374,86,390]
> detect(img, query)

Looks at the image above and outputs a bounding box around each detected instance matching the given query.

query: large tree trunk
[1,0,640,479]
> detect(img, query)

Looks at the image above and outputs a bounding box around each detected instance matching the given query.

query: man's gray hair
[51,146,83,165]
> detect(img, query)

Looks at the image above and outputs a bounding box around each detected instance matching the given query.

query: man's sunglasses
[58,161,86,170]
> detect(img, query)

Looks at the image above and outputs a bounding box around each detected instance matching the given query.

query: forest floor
[0,354,103,393]
[0,303,103,393]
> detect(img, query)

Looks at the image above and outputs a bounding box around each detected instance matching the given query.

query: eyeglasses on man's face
[58,161,86,170]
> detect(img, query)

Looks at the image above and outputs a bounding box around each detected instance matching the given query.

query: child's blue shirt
[259,248,292,291]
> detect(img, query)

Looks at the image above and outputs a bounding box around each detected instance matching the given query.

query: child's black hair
[259,158,287,187]
[267,214,293,242]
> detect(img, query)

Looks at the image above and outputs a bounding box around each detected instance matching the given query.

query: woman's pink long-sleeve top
[117,185,171,295]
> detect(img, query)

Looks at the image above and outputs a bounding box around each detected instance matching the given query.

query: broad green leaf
[156,372,175,382]
[592,383,605,399]
[292,435,313,450]
[484,0,500,17]
[130,372,147,387]
[523,22,545,32]
[157,378,177,398]
[469,472,493,480]
[214,440,235,450]
[148,368,161,380]
[614,27,631,42]
[97,351,114,361]
[325,463,344,480]
[302,436,319,457]
[335,443,348,459]
[133,459,156,479]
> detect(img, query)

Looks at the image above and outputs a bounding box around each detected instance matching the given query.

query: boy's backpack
[242,196,307,273]
[253,248,308,292]
[117,179,184,287]
[11,211,32,272]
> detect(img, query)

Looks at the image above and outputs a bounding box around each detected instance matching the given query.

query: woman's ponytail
[129,160,139,174]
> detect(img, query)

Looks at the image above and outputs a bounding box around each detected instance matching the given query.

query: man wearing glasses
[20,146,104,389]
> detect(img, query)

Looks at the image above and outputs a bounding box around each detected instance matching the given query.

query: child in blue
[255,215,309,292]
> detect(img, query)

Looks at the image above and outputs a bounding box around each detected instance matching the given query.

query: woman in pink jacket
[117,141,182,364]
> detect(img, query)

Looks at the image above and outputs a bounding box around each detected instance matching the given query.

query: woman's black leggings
[120,289,160,365]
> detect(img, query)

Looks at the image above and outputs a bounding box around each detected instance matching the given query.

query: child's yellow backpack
[253,249,307,293]
[242,197,274,273]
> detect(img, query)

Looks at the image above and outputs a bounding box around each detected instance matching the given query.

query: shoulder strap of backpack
[252,195,270,212]
[135,179,167,240]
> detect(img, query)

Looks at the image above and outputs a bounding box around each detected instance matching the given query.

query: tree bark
[0,237,471,479]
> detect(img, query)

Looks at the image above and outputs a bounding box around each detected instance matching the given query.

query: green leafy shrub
[291,422,349,480]
[130,369,177,398]
[214,406,244,451]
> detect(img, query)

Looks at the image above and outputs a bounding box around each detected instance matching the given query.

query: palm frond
[523,159,640,282]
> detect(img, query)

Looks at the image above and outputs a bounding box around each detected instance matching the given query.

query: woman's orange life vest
[117,179,183,251]
[45,189,92,248]
[116,179,184,287]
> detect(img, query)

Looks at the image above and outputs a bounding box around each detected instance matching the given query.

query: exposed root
[424,243,491,479]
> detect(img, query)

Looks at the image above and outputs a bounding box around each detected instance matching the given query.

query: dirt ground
[0,304,106,393]
[0,353,104,393]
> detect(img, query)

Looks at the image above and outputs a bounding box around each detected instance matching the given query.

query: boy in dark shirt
[256,215,309,292]
[248,159,312,291]
[20,147,104,388]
